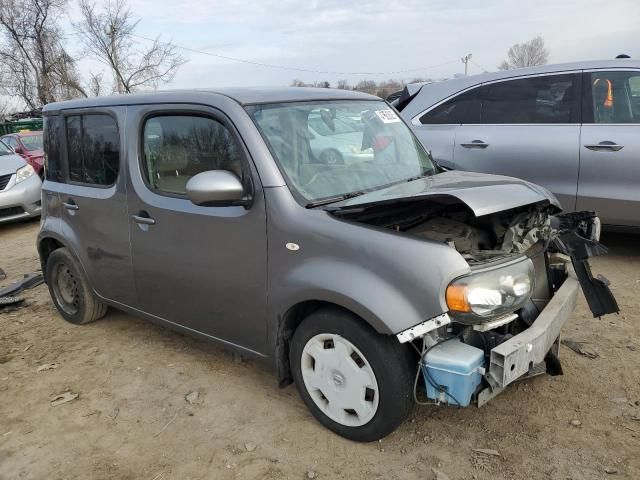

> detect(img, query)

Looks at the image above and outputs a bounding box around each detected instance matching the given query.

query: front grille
[0,206,24,218]
[0,173,12,191]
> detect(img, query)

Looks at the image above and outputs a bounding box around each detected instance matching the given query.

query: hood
[327,171,561,217]
[0,154,27,175]
[27,149,44,158]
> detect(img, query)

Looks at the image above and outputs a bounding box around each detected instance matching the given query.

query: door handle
[460,140,489,149]
[63,200,79,211]
[584,141,624,152]
[131,211,156,225]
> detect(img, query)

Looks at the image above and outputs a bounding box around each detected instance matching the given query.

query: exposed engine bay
[329,197,619,407]
[330,198,597,262]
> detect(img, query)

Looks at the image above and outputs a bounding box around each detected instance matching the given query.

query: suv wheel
[45,248,108,324]
[290,307,414,442]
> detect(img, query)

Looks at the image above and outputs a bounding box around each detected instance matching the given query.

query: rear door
[452,73,582,211]
[58,109,135,305]
[125,104,268,353]
[577,69,640,227]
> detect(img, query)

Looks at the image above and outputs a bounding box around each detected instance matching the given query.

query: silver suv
[394,59,640,230]
[38,88,617,441]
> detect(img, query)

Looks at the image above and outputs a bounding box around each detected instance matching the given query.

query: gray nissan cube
[38,88,617,441]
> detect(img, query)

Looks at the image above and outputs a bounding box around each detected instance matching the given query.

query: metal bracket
[396,313,451,344]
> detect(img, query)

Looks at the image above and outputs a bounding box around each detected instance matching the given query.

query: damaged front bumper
[478,213,619,406]
[478,262,579,406]
[410,211,619,408]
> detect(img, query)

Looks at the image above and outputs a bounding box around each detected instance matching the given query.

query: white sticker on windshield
[375,109,401,123]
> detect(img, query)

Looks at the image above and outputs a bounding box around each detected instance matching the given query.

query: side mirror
[186,170,250,207]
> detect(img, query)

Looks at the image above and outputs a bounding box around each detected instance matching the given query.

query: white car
[308,113,373,164]
[0,140,42,223]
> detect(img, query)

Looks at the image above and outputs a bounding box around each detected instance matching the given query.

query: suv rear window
[482,74,576,124]
[66,114,119,186]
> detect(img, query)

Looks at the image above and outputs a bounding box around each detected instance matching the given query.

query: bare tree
[354,80,377,95]
[75,0,186,94]
[290,79,306,87]
[87,72,105,96]
[498,36,549,70]
[0,0,86,107]
[335,79,350,90]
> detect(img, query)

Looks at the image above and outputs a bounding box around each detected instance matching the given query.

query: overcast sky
[47,0,640,93]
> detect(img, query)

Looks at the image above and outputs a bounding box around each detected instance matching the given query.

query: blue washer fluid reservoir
[423,339,485,407]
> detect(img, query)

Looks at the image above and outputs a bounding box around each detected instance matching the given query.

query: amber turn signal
[445,284,471,313]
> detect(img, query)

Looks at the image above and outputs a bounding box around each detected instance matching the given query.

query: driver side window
[142,115,245,196]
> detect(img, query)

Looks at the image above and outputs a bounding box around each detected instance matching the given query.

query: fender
[276,258,443,335]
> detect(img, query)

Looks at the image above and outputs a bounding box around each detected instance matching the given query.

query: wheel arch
[37,236,65,275]
[37,233,85,279]
[275,299,388,387]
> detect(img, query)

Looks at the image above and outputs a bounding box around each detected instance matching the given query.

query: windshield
[20,133,43,151]
[0,141,13,156]
[250,100,435,204]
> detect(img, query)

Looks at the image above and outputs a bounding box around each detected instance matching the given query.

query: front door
[126,105,268,353]
[577,70,640,227]
[453,73,582,212]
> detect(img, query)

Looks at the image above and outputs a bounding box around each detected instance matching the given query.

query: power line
[471,58,489,73]
[129,33,460,76]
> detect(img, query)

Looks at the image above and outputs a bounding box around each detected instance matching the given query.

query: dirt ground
[0,220,639,480]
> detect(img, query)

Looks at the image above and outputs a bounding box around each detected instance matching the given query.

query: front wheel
[290,307,414,442]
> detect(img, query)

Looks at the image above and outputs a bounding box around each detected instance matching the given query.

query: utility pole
[461,53,472,76]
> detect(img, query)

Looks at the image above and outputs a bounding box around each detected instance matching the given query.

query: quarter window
[44,115,64,182]
[65,114,119,186]
[587,71,640,123]
[482,74,576,124]
[420,88,481,124]
[142,115,244,196]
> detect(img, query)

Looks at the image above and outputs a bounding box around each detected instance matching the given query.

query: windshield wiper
[402,170,435,183]
[305,191,365,209]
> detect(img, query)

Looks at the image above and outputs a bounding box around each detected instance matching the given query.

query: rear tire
[45,248,108,325]
[290,307,414,442]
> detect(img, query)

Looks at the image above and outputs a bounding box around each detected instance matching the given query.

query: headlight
[446,258,535,320]
[16,164,35,184]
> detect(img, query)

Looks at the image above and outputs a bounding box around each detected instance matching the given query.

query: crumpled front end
[333,196,617,407]
[399,208,617,407]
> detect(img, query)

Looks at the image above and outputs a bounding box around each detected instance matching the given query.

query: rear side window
[43,116,64,182]
[141,115,244,196]
[586,71,640,123]
[66,114,119,186]
[420,88,481,124]
[482,74,576,124]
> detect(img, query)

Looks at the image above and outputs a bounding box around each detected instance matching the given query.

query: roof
[43,87,380,112]
[400,58,640,118]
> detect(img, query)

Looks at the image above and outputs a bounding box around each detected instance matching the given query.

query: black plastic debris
[561,338,599,359]
[0,272,44,297]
